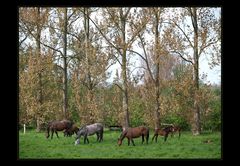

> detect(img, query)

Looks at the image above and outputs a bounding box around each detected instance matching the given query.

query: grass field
[19,129,221,159]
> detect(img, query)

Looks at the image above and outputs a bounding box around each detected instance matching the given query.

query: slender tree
[165,7,221,135]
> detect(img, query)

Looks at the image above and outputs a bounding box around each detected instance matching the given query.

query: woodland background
[19,7,221,135]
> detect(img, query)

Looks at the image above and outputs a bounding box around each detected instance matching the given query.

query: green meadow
[19,129,221,159]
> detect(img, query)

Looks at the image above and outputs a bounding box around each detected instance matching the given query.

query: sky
[106,53,221,85]
[199,55,221,85]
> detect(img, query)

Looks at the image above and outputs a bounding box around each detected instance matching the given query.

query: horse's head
[77,126,86,137]
[170,126,175,132]
[75,139,80,145]
[117,138,122,146]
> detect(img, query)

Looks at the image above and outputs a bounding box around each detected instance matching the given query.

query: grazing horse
[75,123,104,145]
[64,124,79,137]
[170,126,181,139]
[117,126,149,146]
[46,120,73,139]
[152,126,173,142]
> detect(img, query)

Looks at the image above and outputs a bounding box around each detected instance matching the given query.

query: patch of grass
[19,130,221,159]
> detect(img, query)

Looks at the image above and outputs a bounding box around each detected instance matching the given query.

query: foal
[152,126,173,142]
[170,126,181,139]
[64,124,79,137]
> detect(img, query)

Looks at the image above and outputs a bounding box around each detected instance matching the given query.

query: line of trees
[19,7,221,134]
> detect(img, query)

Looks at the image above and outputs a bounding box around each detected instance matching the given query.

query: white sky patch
[199,55,221,85]
[107,53,221,85]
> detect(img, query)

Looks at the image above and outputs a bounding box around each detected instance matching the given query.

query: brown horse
[46,120,73,139]
[117,126,149,146]
[64,124,79,137]
[170,126,181,139]
[152,126,173,142]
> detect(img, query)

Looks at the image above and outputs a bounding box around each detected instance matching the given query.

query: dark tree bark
[153,8,161,130]
[36,7,43,132]
[120,8,130,128]
[191,8,201,135]
[62,8,68,119]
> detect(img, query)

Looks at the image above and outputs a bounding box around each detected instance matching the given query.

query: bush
[163,114,191,131]
[202,86,221,131]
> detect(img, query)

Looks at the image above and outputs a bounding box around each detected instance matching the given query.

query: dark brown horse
[46,120,73,139]
[170,126,181,139]
[152,126,173,142]
[117,126,149,146]
[64,124,79,137]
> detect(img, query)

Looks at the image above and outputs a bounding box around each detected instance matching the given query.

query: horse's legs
[87,137,89,143]
[131,139,135,146]
[178,130,181,139]
[51,129,54,139]
[155,134,158,143]
[96,133,100,142]
[46,127,50,138]
[100,131,103,142]
[55,131,59,138]
[84,136,89,144]
[152,135,155,142]
[146,133,149,144]
[164,133,169,142]
[127,138,130,146]
[84,134,89,144]
[142,135,144,144]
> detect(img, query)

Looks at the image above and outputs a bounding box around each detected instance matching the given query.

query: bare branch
[21,21,64,56]
[114,83,124,92]
[127,20,148,48]
[162,21,194,48]
[19,35,28,47]
[130,66,146,76]
[171,51,194,65]
[43,24,83,42]
[111,53,122,66]
[41,42,64,56]
[199,39,220,56]
[138,34,155,83]
[67,9,77,20]
[81,10,122,57]
[127,49,146,61]
[124,8,131,18]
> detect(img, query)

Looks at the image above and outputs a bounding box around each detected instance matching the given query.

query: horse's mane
[79,125,86,131]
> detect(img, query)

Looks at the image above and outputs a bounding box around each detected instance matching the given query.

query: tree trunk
[154,9,161,129]
[191,7,201,135]
[36,7,42,132]
[122,49,130,128]
[83,8,94,124]
[120,9,130,129]
[62,8,68,119]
